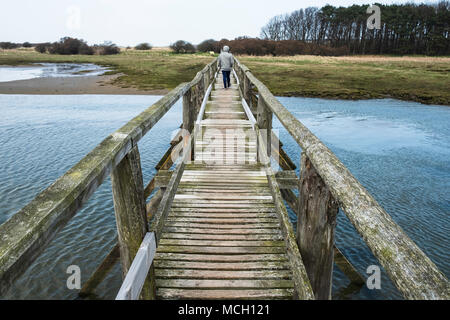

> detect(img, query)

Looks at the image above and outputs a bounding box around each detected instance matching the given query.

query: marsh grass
[0,49,214,91]
[0,49,448,105]
[239,55,450,105]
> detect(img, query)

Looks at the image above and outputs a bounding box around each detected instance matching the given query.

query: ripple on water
[0,95,182,299]
[0,95,449,300]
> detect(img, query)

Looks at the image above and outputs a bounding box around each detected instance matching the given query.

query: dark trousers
[222,70,231,88]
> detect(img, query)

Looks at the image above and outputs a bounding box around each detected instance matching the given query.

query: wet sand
[0,74,169,95]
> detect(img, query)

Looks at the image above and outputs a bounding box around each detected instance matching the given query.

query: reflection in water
[277,97,450,299]
[0,95,448,300]
[0,63,109,82]
[0,95,180,299]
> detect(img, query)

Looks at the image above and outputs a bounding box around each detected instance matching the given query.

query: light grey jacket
[218,52,234,71]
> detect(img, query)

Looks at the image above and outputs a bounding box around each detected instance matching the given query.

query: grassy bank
[238,55,450,105]
[1,49,449,105]
[0,48,214,92]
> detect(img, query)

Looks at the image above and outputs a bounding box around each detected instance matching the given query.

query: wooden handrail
[234,57,450,300]
[116,232,157,300]
[0,58,218,296]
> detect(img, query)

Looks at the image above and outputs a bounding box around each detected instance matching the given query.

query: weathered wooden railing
[1,56,448,300]
[233,57,450,300]
[0,58,218,298]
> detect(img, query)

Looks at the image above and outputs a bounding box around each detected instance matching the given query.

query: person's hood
[223,46,230,52]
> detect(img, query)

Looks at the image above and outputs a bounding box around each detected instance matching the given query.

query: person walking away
[218,46,234,89]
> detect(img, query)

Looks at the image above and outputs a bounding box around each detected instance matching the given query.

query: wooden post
[256,96,272,162]
[111,145,155,299]
[203,68,210,91]
[297,152,339,300]
[243,76,252,107]
[183,89,194,134]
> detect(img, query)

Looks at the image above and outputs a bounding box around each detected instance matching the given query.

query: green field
[1,49,449,105]
[239,55,450,105]
[0,48,214,92]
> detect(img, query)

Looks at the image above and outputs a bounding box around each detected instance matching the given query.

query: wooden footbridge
[0,58,449,300]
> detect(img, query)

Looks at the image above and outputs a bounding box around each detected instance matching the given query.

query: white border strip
[115,232,157,300]
[242,97,256,127]
[233,69,256,127]
[196,70,219,125]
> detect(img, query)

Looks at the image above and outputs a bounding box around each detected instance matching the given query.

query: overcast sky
[1,0,432,46]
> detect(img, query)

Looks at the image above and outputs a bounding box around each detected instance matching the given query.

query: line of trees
[0,42,32,49]
[261,1,450,55]
[34,38,120,55]
[196,37,348,56]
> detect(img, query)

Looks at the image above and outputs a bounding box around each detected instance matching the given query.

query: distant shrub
[170,40,196,53]
[35,43,51,53]
[0,42,20,49]
[39,38,119,55]
[22,42,32,48]
[48,37,93,55]
[135,43,152,50]
[93,41,120,55]
[197,39,216,52]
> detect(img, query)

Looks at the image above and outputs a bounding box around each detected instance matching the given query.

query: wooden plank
[334,246,365,285]
[155,269,292,280]
[154,170,173,188]
[160,233,282,241]
[185,165,261,170]
[154,260,290,270]
[181,176,266,181]
[155,246,286,254]
[157,288,294,300]
[146,189,164,219]
[168,207,276,213]
[175,190,272,196]
[162,227,281,235]
[116,232,157,300]
[165,218,278,224]
[168,212,277,219]
[172,198,273,204]
[143,178,155,200]
[176,187,272,193]
[164,222,280,229]
[275,170,298,189]
[175,193,272,199]
[79,244,120,299]
[156,279,293,289]
[154,253,288,262]
[180,178,267,184]
[158,239,285,247]
[170,203,275,209]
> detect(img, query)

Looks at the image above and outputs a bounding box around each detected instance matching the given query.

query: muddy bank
[0,74,168,95]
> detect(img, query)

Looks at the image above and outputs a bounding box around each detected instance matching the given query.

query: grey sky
[1,0,431,46]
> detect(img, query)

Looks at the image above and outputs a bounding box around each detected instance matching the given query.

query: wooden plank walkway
[153,72,295,300]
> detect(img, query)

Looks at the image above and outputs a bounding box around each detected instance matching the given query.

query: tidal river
[0,94,448,299]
